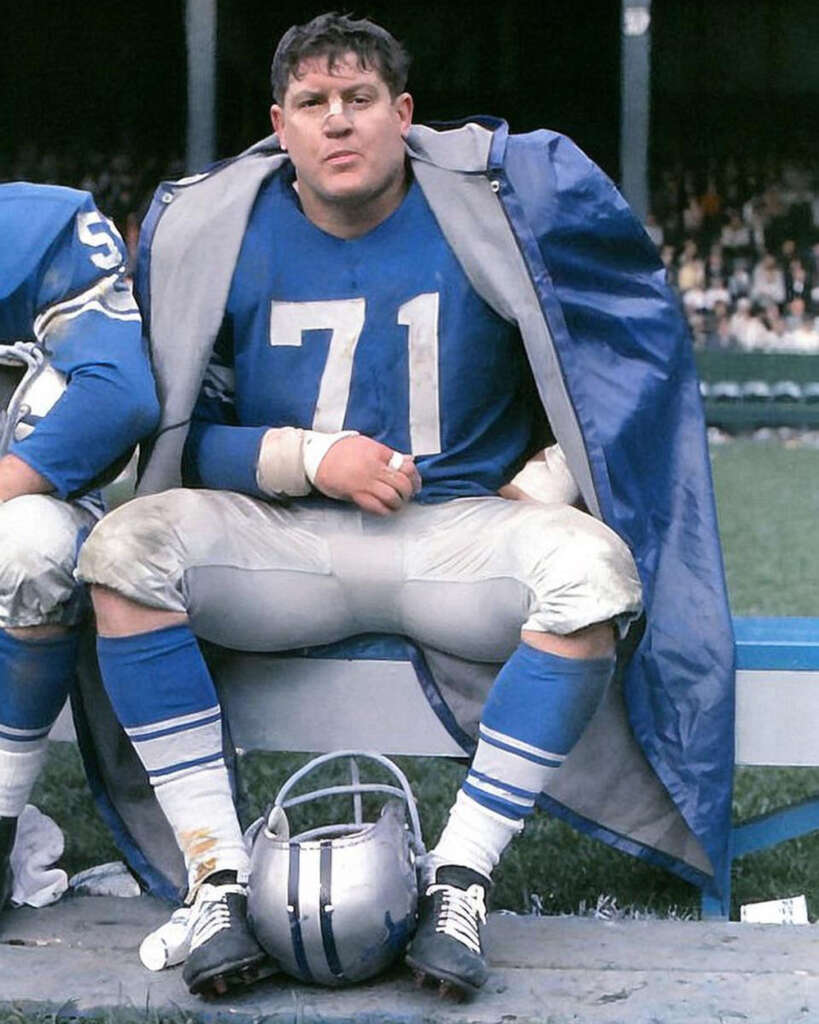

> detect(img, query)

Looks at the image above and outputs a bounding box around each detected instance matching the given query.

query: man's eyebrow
[289,81,380,102]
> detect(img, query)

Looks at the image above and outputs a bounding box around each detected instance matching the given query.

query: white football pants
[78,490,642,656]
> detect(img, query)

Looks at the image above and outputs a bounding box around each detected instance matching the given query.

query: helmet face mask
[248,750,425,986]
[0,341,63,456]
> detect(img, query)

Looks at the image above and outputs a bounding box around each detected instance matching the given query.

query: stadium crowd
[647,155,819,354]
[4,145,819,355]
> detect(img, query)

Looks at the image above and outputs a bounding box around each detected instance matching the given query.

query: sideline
[1,895,818,1022]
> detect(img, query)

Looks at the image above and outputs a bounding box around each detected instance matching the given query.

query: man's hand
[0,453,53,503]
[314,435,421,515]
[498,445,581,507]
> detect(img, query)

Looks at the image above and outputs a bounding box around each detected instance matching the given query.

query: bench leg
[700,837,733,920]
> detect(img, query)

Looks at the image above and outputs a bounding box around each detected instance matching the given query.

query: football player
[77,14,644,997]
[0,183,159,909]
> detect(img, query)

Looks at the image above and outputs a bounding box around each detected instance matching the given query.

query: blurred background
[4,0,819,369]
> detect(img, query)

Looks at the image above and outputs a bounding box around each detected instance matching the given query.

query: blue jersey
[186,172,542,501]
[0,183,158,498]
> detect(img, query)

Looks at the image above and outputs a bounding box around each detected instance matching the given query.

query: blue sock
[462,642,614,822]
[0,627,78,741]
[96,624,224,784]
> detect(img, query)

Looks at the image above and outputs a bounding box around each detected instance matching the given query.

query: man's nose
[323,98,352,132]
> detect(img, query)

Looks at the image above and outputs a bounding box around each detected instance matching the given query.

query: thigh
[78,489,362,650]
[396,497,641,661]
[0,494,97,628]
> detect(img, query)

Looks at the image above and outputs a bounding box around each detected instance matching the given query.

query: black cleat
[182,882,274,997]
[405,864,490,996]
[0,817,17,910]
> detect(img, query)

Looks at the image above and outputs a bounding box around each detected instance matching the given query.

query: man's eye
[300,98,322,109]
[352,96,371,106]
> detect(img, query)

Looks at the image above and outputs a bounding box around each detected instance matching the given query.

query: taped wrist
[255,427,358,497]
[302,429,358,485]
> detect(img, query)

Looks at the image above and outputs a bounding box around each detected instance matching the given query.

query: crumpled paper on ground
[9,804,68,908]
[68,860,141,897]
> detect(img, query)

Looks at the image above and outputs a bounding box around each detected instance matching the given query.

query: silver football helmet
[0,341,65,456]
[247,750,425,986]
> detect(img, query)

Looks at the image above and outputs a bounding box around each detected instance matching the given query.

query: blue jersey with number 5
[186,171,543,501]
[0,183,158,498]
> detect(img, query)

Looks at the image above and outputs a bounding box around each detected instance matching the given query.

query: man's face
[271,54,412,222]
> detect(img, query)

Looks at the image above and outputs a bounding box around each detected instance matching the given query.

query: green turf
[29,438,819,920]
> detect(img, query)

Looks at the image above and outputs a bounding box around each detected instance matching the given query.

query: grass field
[29,438,819,922]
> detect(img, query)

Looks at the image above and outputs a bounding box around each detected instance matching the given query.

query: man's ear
[395,92,413,138]
[271,105,287,149]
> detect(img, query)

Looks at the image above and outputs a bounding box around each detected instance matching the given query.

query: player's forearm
[11,371,158,499]
[0,453,54,501]
[184,422,270,496]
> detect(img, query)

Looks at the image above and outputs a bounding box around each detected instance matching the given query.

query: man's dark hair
[270,12,411,103]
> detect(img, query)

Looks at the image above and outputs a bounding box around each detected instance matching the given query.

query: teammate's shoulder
[0,182,103,257]
[0,181,98,218]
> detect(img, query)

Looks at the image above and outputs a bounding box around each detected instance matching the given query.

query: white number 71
[269,293,441,455]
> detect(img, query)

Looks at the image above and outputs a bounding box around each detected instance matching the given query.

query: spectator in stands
[682,194,704,241]
[699,175,722,243]
[720,209,752,264]
[704,309,733,350]
[728,258,751,301]
[705,243,727,285]
[729,297,754,348]
[784,312,819,353]
[703,277,731,312]
[678,239,706,293]
[785,258,812,309]
[751,254,786,307]
[735,302,777,352]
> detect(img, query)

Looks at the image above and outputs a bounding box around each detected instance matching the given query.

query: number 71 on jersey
[269,294,441,456]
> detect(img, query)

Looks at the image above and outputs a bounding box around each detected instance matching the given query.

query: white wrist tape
[255,427,359,497]
[508,444,581,506]
[303,429,359,484]
[256,427,310,497]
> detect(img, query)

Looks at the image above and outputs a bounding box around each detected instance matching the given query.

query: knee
[77,490,206,617]
[0,497,76,597]
[524,509,642,630]
[78,490,192,585]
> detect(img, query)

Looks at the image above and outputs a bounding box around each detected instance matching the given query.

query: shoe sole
[187,953,277,998]
[405,953,485,998]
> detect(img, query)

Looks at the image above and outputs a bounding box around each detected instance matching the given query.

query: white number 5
[76,210,123,271]
[269,293,441,455]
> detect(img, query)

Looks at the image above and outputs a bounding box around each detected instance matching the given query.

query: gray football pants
[77,490,642,660]
[0,495,97,628]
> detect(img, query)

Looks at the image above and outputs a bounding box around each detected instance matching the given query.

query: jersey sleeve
[182,321,268,496]
[9,193,159,498]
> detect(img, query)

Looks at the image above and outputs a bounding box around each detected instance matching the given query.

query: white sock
[427,789,523,882]
[0,742,49,817]
[153,764,250,895]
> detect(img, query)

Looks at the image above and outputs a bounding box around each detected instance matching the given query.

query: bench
[702,616,819,918]
[53,615,819,920]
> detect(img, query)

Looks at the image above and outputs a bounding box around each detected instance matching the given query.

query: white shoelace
[428,882,487,955]
[188,883,245,952]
